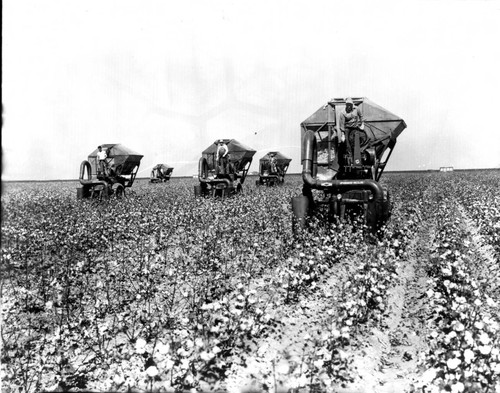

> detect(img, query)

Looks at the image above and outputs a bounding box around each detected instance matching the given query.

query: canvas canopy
[202,139,256,163]
[259,152,292,165]
[301,97,406,160]
[88,144,143,175]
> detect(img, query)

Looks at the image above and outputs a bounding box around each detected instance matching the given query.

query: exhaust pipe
[79,160,106,187]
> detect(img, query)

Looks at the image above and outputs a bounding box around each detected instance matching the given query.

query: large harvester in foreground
[78,144,143,199]
[256,152,292,186]
[292,97,406,233]
[195,139,256,197]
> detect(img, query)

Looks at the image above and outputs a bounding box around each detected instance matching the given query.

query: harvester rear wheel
[383,185,391,213]
[113,184,125,199]
[365,186,391,235]
[199,157,209,179]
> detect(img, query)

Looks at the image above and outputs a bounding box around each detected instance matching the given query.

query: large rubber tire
[366,188,390,234]
[383,186,391,215]
[113,183,125,199]
[199,157,209,179]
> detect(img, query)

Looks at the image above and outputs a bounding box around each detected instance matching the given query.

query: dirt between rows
[340,222,434,393]
[225,221,436,393]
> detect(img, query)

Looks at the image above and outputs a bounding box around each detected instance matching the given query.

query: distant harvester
[256,151,292,186]
[195,139,256,197]
[150,164,174,183]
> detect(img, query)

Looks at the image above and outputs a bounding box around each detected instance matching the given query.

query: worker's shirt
[339,106,364,132]
[216,145,228,159]
[97,151,107,161]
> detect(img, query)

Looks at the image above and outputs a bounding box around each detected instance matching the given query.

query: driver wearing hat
[339,98,364,141]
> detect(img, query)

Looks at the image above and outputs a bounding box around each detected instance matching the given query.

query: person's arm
[223,146,228,157]
[339,112,346,142]
[358,107,365,130]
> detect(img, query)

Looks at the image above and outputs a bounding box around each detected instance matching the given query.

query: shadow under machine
[292,97,407,233]
[256,151,292,186]
[195,139,256,197]
[77,144,143,199]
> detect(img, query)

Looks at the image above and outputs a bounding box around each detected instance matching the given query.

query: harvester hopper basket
[153,164,174,173]
[202,139,256,171]
[301,97,406,162]
[260,152,292,166]
[88,144,143,175]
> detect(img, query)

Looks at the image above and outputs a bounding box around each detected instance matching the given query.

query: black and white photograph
[2,0,500,392]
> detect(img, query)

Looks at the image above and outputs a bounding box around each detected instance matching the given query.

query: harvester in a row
[194,139,256,197]
[292,97,406,233]
[77,144,143,199]
[256,151,292,186]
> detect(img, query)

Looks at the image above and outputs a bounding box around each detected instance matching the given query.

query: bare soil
[226,222,436,393]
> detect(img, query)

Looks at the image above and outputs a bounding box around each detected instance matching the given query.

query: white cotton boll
[146,366,159,378]
[463,349,475,363]
[479,332,490,345]
[446,357,461,370]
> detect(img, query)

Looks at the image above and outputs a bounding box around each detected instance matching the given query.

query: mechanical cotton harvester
[292,97,406,233]
[256,151,292,186]
[150,164,174,183]
[77,144,143,199]
[195,139,256,197]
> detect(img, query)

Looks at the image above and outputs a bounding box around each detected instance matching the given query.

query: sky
[3,0,500,181]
